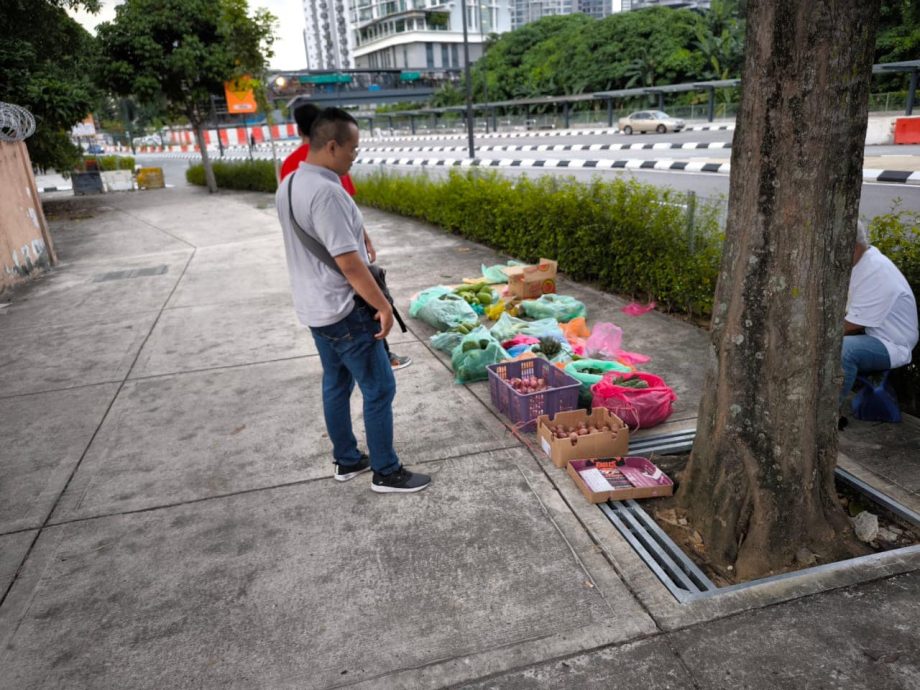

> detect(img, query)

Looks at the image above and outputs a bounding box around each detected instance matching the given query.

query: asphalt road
[137,127,920,221]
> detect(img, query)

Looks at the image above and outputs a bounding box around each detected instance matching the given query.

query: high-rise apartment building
[511,0,574,29]
[576,0,609,21]
[614,0,710,10]
[303,0,355,70]
[350,0,512,72]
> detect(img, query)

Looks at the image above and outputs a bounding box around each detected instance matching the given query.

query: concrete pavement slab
[840,416,920,497]
[124,189,280,248]
[0,313,159,397]
[166,237,291,309]
[0,383,118,533]
[52,342,517,521]
[43,202,195,264]
[1,450,652,690]
[668,572,920,690]
[0,249,190,330]
[457,637,693,689]
[130,294,421,379]
[0,531,36,599]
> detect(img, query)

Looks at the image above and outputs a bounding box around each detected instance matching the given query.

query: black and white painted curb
[354,156,733,174]
[351,156,920,184]
[361,141,732,154]
[366,122,736,143]
[118,147,920,185]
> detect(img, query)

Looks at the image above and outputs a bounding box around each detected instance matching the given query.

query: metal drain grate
[600,429,920,603]
[94,265,168,282]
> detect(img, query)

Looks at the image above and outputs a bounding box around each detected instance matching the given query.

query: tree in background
[678,0,880,580]
[96,0,275,193]
[0,0,100,172]
[440,8,715,106]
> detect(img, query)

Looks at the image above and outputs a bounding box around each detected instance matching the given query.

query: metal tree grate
[601,430,920,603]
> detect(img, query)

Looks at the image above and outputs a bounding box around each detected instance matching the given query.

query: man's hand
[334,250,392,338]
[375,305,394,339]
[364,231,376,263]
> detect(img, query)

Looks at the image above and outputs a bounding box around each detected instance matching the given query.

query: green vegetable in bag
[409,286,452,318]
[450,326,508,383]
[430,331,464,353]
[520,294,587,323]
[413,290,479,331]
[564,359,633,396]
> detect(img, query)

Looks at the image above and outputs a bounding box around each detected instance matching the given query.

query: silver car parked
[617,110,686,135]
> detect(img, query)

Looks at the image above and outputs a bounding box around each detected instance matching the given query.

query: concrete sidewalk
[1,185,918,689]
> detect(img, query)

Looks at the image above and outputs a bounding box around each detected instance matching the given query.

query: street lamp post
[460,0,475,158]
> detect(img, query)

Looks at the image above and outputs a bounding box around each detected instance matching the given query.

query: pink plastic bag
[584,322,622,359]
[621,301,656,316]
[591,371,677,430]
[584,322,652,365]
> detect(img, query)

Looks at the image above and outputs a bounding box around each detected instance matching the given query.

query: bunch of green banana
[454,282,494,306]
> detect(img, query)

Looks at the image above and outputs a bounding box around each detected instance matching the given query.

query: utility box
[137,167,165,189]
[72,171,104,195]
[101,170,135,192]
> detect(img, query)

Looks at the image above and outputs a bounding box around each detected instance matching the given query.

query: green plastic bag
[412,288,479,331]
[480,260,525,284]
[564,359,632,397]
[520,294,587,323]
[489,312,530,342]
[450,326,509,383]
[409,286,451,317]
[430,330,464,353]
[490,313,566,343]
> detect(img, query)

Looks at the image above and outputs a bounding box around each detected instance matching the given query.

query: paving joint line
[0,249,196,613]
[35,446,510,531]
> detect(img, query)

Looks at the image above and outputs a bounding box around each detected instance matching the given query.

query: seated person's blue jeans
[840,334,891,408]
[310,303,400,475]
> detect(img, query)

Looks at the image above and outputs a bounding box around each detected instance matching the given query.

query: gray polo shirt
[276,162,368,327]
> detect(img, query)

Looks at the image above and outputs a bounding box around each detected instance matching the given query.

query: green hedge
[84,155,135,171]
[354,170,724,317]
[186,160,278,192]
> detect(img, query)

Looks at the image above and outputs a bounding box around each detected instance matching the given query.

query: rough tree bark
[678,0,880,580]
[192,120,218,194]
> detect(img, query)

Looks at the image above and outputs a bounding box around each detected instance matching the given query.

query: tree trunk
[678,0,880,580]
[192,120,218,194]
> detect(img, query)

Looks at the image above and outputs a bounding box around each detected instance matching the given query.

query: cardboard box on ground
[503,259,557,300]
[537,408,629,468]
[567,457,675,504]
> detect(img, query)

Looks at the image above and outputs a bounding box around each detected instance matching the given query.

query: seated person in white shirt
[840,221,919,421]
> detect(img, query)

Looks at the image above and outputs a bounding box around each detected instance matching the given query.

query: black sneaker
[371,467,431,493]
[334,453,371,482]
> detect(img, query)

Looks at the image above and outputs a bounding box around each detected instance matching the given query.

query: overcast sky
[68,0,308,71]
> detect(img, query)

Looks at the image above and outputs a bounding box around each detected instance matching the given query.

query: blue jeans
[310,303,400,475]
[840,334,891,407]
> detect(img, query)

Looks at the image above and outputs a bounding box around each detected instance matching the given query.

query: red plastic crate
[487,358,580,431]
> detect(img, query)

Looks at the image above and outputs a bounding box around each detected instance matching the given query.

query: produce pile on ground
[408,262,676,430]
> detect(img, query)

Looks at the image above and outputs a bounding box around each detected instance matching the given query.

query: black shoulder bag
[286,176,407,332]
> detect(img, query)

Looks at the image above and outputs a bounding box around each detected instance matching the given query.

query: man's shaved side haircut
[310,108,359,150]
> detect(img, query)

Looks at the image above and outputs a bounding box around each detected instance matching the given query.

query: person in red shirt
[282,104,411,371]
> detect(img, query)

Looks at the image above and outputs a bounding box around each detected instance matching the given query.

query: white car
[617,111,685,135]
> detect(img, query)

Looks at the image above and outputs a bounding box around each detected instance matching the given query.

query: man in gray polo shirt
[276,108,430,493]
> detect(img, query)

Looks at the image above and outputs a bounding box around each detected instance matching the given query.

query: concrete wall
[0,141,56,293]
[865,115,898,145]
